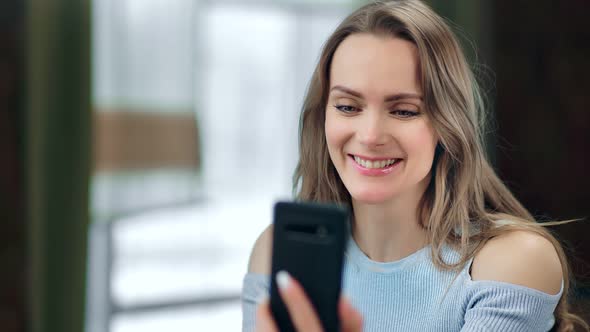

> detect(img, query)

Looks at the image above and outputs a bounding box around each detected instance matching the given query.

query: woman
[243,1,588,331]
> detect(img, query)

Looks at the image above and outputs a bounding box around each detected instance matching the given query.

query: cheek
[404,122,438,159]
[324,118,335,147]
[324,112,347,152]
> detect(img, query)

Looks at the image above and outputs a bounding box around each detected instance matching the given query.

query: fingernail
[276,270,290,290]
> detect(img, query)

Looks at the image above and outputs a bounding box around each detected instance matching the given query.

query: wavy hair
[292,1,588,330]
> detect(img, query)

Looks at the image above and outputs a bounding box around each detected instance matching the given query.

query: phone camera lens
[317,226,327,238]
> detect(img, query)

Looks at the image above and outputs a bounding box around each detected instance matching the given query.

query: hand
[255,271,363,332]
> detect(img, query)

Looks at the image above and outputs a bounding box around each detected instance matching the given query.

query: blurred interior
[1,0,589,331]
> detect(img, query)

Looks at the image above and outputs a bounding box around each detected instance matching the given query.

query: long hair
[292,1,588,330]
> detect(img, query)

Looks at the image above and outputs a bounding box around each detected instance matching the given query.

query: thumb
[339,295,363,332]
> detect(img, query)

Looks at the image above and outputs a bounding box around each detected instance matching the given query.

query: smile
[351,155,399,169]
[348,154,401,176]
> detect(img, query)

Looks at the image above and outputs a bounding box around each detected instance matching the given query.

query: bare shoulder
[247,224,273,275]
[470,230,563,295]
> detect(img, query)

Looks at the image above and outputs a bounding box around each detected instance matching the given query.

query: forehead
[329,33,421,96]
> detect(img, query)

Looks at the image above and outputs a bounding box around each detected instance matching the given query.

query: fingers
[276,271,324,332]
[339,295,363,332]
[262,272,362,332]
[256,298,278,332]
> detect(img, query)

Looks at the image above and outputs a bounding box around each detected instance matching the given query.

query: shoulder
[470,229,563,295]
[247,224,273,275]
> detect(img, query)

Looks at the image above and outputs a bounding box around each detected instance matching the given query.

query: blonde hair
[293,1,588,330]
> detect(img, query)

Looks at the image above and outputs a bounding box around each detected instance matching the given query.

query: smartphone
[269,201,349,332]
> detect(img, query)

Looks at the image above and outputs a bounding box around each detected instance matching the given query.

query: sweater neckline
[345,236,431,274]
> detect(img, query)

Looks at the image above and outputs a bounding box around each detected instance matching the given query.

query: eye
[334,105,360,114]
[390,109,419,118]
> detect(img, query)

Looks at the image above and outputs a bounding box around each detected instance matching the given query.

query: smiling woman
[325,34,437,206]
[242,1,589,331]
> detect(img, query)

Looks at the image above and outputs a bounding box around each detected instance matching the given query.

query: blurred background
[1,0,589,331]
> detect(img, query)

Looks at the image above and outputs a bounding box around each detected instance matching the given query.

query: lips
[349,154,401,168]
[348,154,402,176]
[352,155,398,169]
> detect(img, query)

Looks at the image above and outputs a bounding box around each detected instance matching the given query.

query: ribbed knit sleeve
[242,273,270,332]
[461,279,562,332]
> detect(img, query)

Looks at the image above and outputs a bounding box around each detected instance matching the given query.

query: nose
[358,111,389,148]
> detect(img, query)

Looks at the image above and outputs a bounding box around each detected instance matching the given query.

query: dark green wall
[26,1,92,332]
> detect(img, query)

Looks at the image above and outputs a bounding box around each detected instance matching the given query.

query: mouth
[349,154,402,169]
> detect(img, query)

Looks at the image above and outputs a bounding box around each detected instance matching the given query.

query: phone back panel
[270,201,349,332]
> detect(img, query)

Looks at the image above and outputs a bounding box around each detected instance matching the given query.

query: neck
[351,178,431,262]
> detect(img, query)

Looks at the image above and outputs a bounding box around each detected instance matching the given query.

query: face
[325,33,438,204]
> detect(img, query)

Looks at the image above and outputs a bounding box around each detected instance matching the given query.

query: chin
[350,188,398,205]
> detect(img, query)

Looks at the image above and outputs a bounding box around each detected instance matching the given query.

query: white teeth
[353,156,398,169]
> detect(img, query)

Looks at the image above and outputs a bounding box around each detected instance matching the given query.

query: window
[88,1,353,331]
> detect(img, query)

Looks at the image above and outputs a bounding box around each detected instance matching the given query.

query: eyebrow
[330,85,423,102]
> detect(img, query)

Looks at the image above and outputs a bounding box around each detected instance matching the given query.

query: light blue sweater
[242,237,562,331]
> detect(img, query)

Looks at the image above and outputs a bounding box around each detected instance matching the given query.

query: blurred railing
[88,199,244,332]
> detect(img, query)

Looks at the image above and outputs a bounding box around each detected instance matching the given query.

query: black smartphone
[269,201,349,332]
